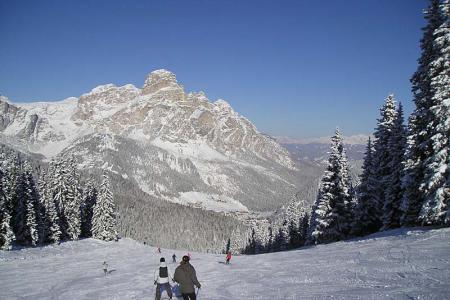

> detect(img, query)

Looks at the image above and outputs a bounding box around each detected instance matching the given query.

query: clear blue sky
[0,0,427,138]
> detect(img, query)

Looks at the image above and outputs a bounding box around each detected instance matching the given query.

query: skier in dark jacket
[154,257,173,300]
[174,255,201,300]
[172,253,177,263]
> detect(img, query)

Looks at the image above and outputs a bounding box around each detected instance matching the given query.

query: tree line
[0,152,118,250]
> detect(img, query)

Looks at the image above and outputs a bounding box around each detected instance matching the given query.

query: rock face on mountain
[0,70,315,213]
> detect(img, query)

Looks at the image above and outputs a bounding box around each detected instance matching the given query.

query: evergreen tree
[244,228,257,254]
[352,138,380,236]
[38,170,61,244]
[284,195,309,248]
[288,219,301,248]
[5,155,20,229]
[12,158,27,245]
[229,227,244,254]
[62,157,81,240]
[0,169,15,250]
[225,238,231,253]
[372,95,398,226]
[401,0,447,226]
[285,195,308,248]
[308,129,352,244]
[382,103,407,230]
[266,226,274,253]
[298,212,309,246]
[92,173,118,241]
[50,159,70,240]
[80,178,97,238]
[419,0,450,226]
[22,161,40,246]
[277,220,290,251]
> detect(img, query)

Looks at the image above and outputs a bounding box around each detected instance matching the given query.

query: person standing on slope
[102,261,108,276]
[225,251,232,265]
[172,253,177,263]
[154,257,174,300]
[174,255,201,300]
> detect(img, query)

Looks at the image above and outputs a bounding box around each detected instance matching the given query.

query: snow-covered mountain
[0,70,316,215]
[1,227,449,299]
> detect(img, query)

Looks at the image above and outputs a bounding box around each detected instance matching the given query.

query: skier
[225,251,231,265]
[172,253,177,263]
[102,261,108,276]
[174,255,201,300]
[157,246,161,254]
[154,257,174,300]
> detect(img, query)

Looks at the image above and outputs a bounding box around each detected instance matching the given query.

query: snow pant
[181,293,196,300]
[156,283,173,300]
[103,269,107,276]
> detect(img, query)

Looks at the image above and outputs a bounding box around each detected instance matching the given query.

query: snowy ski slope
[1,227,449,299]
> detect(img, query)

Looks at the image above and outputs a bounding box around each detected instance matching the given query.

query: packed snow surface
[1,227,449,299]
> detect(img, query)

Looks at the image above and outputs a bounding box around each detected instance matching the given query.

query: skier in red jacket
[225,251,231,265]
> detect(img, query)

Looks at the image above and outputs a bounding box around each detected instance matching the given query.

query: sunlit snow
[1,227,449,299]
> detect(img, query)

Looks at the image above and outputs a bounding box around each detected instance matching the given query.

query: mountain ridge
[1,70,317,219]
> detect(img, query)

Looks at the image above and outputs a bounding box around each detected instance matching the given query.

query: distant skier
[172,253,177,263]
[225,251,232,265]
[102,261,108,276]
[154,257,174,300]
[174,255,201,300]
[157,246,161,254]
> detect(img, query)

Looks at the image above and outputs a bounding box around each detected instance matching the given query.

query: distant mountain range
[276,134,370,146]
[276,135,368,164]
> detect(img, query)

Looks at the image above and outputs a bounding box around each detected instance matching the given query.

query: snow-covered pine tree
[285,195,309,248]
[307,129,352,244]
[224,238,231,254]
[243,227,258,254]
[372,95,398,227]
[0,200,15,250]
[419,0,450,226]
[401,0,447,226]
[38,170,61,244]
[11,161,40,246]
[92,173,118,241]
[230,227,244,254]
[272,220,289,251]
[3,154,20,225]
[11,157,28,245]
[50,159,70,240]
[265,226,274,253]
[382,103,407,230]
[62,157,82,240]
[298,212,309,245]
[80,177,97,238]
[0,169,15,250]
[22,161,41,246]
[352,138,381,236]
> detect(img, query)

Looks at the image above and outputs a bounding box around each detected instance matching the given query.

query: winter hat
[182,255,190,262]
[160,257,165,262]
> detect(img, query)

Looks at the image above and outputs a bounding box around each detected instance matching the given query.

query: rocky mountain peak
[142,69,183,96]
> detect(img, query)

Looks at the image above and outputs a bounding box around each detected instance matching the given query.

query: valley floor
[1,227,449,299]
